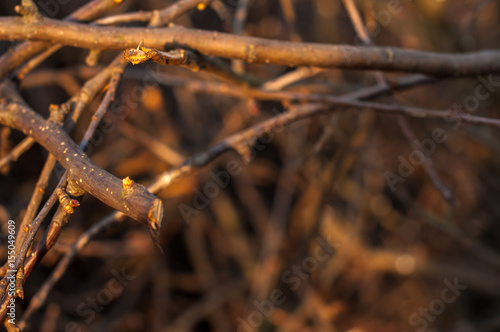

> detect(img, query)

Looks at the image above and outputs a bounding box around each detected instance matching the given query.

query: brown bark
[0,17,499,76]
[0,85,163,230]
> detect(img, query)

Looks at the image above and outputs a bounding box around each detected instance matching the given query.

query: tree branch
[0,17,500,76]
[0,83,163,232]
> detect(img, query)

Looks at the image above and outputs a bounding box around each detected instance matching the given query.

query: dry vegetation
[0,0,499,331]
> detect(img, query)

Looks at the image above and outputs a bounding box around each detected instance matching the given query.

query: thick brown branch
[0,17,500,76]
[12,56,124,250]
[0,87,163,231]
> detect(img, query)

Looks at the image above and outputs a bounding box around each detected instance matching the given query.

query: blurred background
[1,0,500,331]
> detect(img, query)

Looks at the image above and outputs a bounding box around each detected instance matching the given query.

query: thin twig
[342,0,371,45]
[19,65,82,95]
[231,0,251,73]
[0,127,10,174]
[279,0,301,42]
[165,280,246,331]
[149,0,215,27]
[342,0,453,201]
[261,67,324,91]
[97,0,215,26]
[79,67,123,151]
[14,155,57,251]
[138,74,500,128]
[96,10,154,25]
[18,211,125,327]
[117,120,185,166]
[0,137,33,172]
[397,115,454,201]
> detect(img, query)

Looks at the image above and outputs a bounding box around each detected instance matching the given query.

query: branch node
[14,0,43,23]
[48,104,65,123]
[66,179,86,197]
[122,176,133,188]
[121,176,135,198]
[15,267,24,300]
[147,198,164,252]
[57,188,80,215]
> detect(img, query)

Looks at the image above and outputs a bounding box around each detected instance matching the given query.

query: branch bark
[0,83,163,232]
[0,17,500,76]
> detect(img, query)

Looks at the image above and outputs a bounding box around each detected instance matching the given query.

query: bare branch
[11,55,125,250]
[0,17,500,76]
[0,83,163,232]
